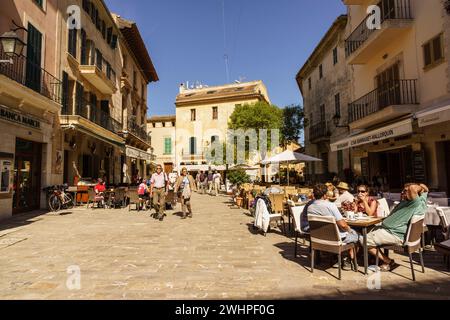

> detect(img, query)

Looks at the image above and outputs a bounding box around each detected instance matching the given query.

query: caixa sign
[0,106,41,129]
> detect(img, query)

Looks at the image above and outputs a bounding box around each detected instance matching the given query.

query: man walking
[213,170,222,196]
[150,165,169,221]
[207,171,214,195]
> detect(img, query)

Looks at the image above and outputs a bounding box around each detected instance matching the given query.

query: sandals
[380,260,396,272]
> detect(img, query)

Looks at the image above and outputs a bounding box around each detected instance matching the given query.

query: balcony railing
[62,97,122,134]
[348,79,418,123]
[128,120,149,142]
[309,121,331,142]
[345,0,412,57]
[0,46,62,104]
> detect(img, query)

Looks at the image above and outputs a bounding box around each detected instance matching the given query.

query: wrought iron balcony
[345,0,413,59]
[61,97,122,134]
[0,46,62,104]
[127,120,149,142]
[348,79,418,123]
[309,121,331,142]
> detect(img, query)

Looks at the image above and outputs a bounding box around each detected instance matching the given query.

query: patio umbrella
[261,150,322,185]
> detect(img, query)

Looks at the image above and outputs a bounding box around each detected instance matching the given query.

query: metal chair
[376,215,425,281]
[86,188,103,209]
[308,215,358,280]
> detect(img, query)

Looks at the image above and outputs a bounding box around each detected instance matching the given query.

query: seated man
[335,182,355,209]
[94,178,106,207]
[365,183,429,271]
[306,184,360,270]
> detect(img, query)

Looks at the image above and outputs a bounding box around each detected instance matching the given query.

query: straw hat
[336,182,350,191]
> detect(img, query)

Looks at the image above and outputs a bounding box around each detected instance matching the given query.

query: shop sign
[331,120,413,152]
[418,105,450,127]
[0,106,41,129]
[125,146,153,162]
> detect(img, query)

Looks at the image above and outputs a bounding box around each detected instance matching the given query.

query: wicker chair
[375,215,425,281]
[308,215,358,280]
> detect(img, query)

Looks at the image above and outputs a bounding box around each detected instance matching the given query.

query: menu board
[361,158,369,180]
[412,151,427,183]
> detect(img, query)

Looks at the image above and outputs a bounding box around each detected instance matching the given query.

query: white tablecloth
[425,207,450,226]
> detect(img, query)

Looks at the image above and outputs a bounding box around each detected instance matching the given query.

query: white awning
[416,103,450,127]
[125,146,154,162]
[330,119,413,152]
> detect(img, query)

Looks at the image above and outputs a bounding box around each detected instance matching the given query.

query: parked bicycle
[43,184,74,212]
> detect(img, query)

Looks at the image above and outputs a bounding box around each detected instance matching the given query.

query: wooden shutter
[25,23,42,93]
[62,71,69,114]
[80,29,87,64]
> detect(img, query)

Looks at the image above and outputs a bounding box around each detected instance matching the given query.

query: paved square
[0,193,449,300]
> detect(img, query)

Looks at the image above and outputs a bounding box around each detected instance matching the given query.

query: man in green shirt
[364,183,429,271]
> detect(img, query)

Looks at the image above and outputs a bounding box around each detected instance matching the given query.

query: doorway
[164,163,174,174]
[12,139,42,214]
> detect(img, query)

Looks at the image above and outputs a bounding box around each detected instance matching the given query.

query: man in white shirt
[335,182,355,207]
[213,170,222,196]
[150,165,169,221]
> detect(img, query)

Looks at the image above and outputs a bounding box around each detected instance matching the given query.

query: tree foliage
[227,170,250,187]
[229,101,283,131]
[281,104,304,146]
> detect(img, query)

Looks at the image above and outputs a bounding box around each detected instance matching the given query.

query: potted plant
[227,170,250,207]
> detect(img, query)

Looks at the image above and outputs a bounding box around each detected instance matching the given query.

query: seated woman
[94,178,106,207]
[138,179,150,210]
[353,185,378,217]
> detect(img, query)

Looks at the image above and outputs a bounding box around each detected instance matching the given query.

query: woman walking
[174,167,197,219]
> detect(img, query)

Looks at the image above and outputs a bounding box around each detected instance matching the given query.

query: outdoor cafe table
[345,217,384,275]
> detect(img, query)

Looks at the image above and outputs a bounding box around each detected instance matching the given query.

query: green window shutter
[80,29,87,64]
[75,82,84,117]
[25,23,42,93]
[166,138,172,155]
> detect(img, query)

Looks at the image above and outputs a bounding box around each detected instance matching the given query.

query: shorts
[138,194,148,200]
[363,227,403,248]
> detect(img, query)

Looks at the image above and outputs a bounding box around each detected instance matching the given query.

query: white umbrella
[261,150,322,185]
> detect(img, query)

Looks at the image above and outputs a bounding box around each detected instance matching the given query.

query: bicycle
[44,184,74,212]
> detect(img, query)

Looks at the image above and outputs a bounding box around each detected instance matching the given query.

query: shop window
[0,159,12,193]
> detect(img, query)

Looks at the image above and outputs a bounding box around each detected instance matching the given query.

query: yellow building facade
[331,0,450,192]
[174,81,271,172]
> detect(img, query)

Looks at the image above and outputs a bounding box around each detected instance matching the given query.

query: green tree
[227,170,250,187]
[229,101,283,131]
[228,101,283,155]
[281,104,304,147]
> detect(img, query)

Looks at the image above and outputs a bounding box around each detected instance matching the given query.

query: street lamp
[332,114,350,129]
[1,21,28,64]
[1,31,25,57]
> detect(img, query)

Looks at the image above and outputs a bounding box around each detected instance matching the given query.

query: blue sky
[105,0,346,116]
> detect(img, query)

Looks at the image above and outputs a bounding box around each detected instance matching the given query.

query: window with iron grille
[191,109,196,122]
[212,106,218,120]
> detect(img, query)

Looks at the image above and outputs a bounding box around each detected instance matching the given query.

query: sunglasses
[358,190,367,193]
[157,168,162,170]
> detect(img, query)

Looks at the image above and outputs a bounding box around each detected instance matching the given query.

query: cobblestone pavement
[0,193,449,300]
